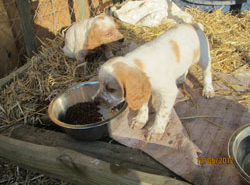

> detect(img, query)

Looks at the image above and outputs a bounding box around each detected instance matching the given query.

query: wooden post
[0,134,189,185]
[16,0,37,57]
[75,0,89,19]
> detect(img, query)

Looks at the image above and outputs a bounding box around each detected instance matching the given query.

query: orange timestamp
[197,157,234,165]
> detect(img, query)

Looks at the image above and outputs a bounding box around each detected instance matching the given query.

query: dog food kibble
[63,102,103,125]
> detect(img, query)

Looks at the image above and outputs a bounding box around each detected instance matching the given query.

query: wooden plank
[8,124,188,182]
[0,61,30,89]
[0,134,189,185]
[16,0,37,57]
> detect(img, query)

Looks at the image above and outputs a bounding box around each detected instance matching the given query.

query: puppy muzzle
[94,96,109,107]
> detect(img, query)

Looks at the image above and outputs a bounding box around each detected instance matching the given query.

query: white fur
[130,103,149,130]
[62,14,121,62]
[99,23,215,141]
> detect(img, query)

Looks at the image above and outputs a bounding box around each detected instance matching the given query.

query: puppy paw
[129,116,147,130]
[145,127,165,142]
[202,86,215,98]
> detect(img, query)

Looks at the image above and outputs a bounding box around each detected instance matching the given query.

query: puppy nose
[118,38,125,43]
[94,96,102,105]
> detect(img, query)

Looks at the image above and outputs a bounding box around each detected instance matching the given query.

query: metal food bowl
[228,123,250,183]
[48,81,127,141]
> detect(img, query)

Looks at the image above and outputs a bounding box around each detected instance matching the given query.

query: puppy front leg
[146,84,178,142]
[129,103,149,130]
[75,50,88,75]
[76,50,87,63]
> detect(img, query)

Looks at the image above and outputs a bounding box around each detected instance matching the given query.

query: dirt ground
[0,157,72,185]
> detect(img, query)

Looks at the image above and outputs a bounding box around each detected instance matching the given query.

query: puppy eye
[106,85,116,93]
[106,32,113,37]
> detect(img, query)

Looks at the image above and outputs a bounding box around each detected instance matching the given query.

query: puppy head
[95,60,151,110]
[95,61,124,107]
[85,15,124,50]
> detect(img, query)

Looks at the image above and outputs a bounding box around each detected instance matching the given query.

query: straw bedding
[0,8,249,129]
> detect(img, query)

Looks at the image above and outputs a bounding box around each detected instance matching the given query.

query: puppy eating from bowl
[94,23,215,142]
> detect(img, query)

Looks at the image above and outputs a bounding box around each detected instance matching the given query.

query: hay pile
[0,37,105,128]
[0,8,249,129]
[187,8,249,74]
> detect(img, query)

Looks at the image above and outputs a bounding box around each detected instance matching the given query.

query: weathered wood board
[0,61,30,90]
[0,134,190,185]
[109,75,250,185]
[16,0,37,57]
[0,124,191,185]
[8,124,176,178]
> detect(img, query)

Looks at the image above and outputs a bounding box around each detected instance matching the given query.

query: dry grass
[0,37,106,128]
[0,157,72,185]
[187,8,249,74]
[0,9,249,128]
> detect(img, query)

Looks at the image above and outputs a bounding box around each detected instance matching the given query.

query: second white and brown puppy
[94,23,215,142]
[62,14,124,62]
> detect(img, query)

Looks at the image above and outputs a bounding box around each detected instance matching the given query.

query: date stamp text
[197,157,234,165]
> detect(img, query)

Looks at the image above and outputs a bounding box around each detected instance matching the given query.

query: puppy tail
[192,23,204,31]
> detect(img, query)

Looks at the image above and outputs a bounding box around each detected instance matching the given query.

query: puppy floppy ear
[85,23,102,50]
[113,63,151,110]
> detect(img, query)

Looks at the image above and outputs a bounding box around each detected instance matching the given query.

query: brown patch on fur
[133,58,144,70]
[162,112,169,118]
[112,63,151,110]
[85,24,102,50]
[192,48,200,64]
[169,40,180,63]
[85,21,123,50]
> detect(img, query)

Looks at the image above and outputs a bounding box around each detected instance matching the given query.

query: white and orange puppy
[94,23,215,141]
[62,14,124,62]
